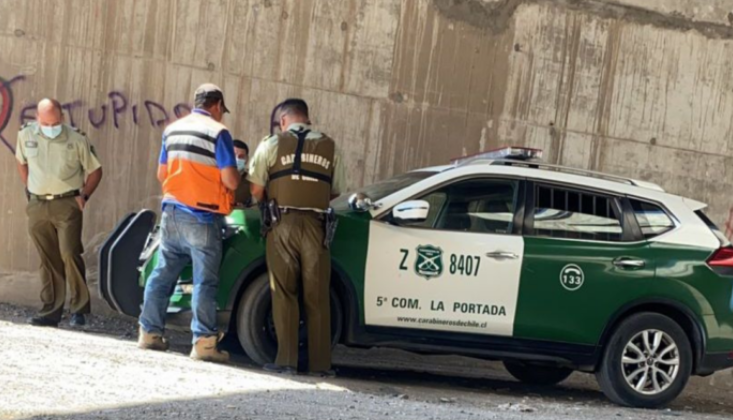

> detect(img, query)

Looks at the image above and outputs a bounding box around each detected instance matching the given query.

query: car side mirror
[348,193,374,212]
[392,200,430,224]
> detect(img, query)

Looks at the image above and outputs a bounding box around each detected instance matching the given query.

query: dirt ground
[1,303,732,420]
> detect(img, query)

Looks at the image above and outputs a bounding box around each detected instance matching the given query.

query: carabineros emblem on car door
[415,245,443,280]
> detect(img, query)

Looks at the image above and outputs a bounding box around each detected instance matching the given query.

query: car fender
[225,257,361,341]
[598,297,706,374]
[226,256,268,313]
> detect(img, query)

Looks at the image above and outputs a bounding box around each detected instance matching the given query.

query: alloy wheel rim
[621,329,680,396]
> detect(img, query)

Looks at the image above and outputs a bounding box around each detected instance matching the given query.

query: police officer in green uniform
[248,99,345,377]
[15,98,103,328]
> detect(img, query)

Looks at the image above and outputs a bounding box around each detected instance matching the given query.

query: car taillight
[707,246,733,267]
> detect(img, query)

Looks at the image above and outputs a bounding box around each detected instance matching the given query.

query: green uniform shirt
[248,123,346,197]
[15,123,102,195]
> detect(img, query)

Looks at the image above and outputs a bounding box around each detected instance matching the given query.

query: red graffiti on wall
[0,75,26,153]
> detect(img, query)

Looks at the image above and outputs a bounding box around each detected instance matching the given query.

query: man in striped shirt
[138,84,240,363]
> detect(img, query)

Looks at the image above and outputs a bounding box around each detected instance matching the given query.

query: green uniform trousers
[266,211,331,372]
[26,196,90,322]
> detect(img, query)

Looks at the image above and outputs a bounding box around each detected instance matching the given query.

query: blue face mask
[41,125,63,139]
[236,158,247,172]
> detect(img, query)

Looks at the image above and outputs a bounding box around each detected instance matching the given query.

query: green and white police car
[101,147,733,408]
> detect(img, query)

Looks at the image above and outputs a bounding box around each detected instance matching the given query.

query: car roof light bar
[450,146,664,192]
[451,147,543,165]
[490,160,665,192]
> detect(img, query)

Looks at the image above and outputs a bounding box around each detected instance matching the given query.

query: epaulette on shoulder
[262,134,281,145]
[18,122,32,131]
[70,126,87,137]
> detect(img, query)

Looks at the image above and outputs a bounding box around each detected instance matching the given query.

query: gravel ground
[0,303,732,420]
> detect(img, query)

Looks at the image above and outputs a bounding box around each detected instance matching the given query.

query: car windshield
[332,171,437,211]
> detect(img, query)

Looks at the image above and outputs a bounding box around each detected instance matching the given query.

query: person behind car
[233,139,252,207]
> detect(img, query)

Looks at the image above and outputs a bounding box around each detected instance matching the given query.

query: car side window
[415,179,518,234]
[533,184,623,242]
[629,200,675,239]
[411,192,448,228]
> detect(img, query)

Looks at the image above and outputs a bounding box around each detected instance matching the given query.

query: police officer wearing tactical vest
[248,98,346,377]
[15,98,103,328]
[138,83,239,363]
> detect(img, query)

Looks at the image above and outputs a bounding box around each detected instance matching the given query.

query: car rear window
[629,200,675,239]
[533,185,623,242]
[695,209,729,246]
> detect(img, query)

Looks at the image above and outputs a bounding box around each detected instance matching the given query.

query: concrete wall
[3,0,733,292]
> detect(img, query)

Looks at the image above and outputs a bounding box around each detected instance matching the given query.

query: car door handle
[486,251,518,260]
[613,258,645,269]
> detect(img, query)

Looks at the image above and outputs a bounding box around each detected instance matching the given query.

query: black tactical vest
[267,128,335,210]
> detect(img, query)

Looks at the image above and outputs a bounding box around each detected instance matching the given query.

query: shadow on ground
[13,389,520,420]
[2,302,732,418]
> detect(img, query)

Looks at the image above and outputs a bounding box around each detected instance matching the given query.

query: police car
[101,147,733,408]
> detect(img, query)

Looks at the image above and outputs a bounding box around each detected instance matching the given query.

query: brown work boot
[137,327,169,351]
[190,334,230,364]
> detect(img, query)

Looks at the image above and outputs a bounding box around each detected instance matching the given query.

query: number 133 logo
[560,264,584,291]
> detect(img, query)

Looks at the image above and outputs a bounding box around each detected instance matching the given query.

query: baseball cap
[194,83,230,114]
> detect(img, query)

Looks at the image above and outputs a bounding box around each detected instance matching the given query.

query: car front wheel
[236,272,343,366]
[503,361,573,386]
[596,312,692,408]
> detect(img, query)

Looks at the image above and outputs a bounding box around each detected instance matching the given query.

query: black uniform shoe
[307,369,336,378]
[70,314,86,328]
[28,316,59,327]
[263,363,297,375]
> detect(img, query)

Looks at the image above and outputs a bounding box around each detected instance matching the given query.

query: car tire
[236,272,344,366]
[596,312,692,408]
[503,361,573,386]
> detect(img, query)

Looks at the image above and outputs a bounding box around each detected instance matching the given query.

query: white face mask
[41,124,63,139]
[236,157,247,172]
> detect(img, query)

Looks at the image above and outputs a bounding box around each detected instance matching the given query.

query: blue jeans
[139,206,223,343]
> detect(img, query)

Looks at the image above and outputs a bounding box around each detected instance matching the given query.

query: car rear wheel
[596,312,692,408]
[236,272,343,366]
[503,361,573,386]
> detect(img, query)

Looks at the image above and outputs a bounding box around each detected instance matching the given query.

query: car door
[364,177,526,337]
[102,210,157,318]
[513,181,656,346]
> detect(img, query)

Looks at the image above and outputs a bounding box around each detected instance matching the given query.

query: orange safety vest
[161,112,234,215]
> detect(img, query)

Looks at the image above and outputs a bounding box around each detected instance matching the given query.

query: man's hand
[250,183,266,203]
[17,163,29,186]
[221,167,241,191]
[75,195,86,211]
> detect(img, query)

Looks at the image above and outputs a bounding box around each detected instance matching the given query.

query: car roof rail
[483,159,665,192]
